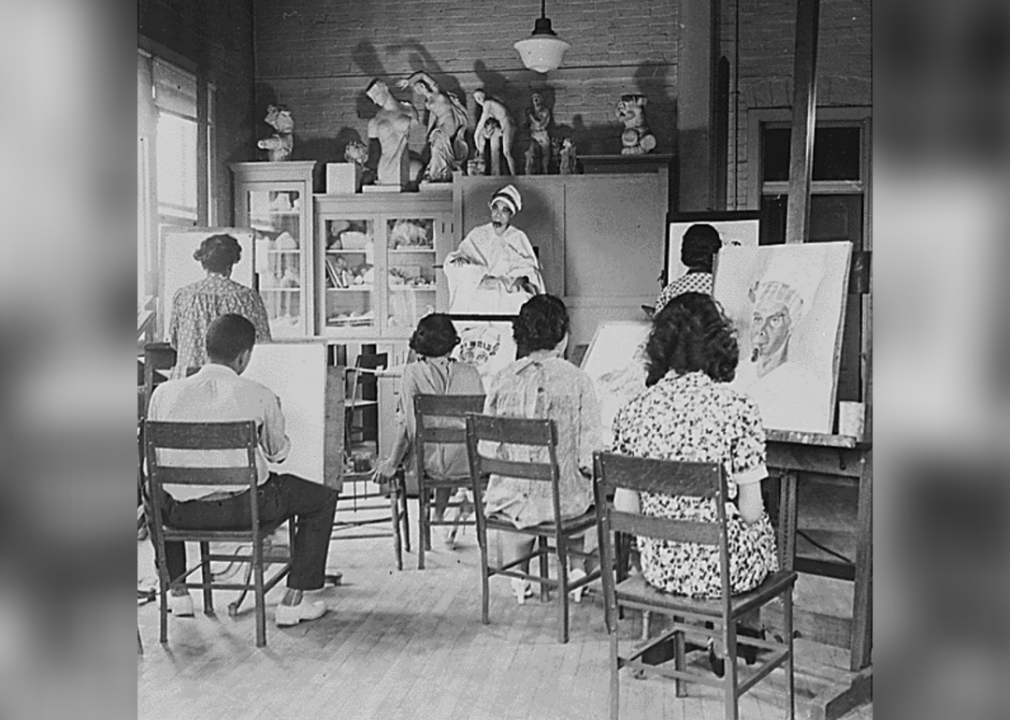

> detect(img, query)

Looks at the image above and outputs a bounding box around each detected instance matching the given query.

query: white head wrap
[489,184,522,215]
[749,249,824,326]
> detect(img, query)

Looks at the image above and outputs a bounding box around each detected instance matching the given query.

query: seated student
[611,293,778,666]
[371,314,484,547]
[148,314,338,628]
[654,223,722,314]
[481,295,605,603]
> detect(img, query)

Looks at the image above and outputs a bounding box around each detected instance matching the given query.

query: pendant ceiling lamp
[514,0,571,74]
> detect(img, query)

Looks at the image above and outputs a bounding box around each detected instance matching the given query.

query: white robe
[444,223,545,314]
[733,359,829,433]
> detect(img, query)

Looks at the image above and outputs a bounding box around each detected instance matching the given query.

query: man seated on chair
[148,313,338,627]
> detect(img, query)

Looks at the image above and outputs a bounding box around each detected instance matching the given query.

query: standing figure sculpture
[258,105,294,162]
[397,71,469,183]
[365,79,418,187]
[524,91,553,175]
[473,89,517,176]
[615,94,657,155]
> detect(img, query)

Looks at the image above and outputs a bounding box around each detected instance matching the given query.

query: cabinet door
[383,214,439,333]
[320,216,378,334]
[244,186,308,338]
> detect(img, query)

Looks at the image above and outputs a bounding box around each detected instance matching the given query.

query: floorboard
[138,498,872,720]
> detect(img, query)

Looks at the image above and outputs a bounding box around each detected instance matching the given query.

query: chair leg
[418,488,428,570]
[478,528,490,625]
[137,626,143,655]
[538,536,550,602]
[785,591,795,720]
[389,485,403,571]
[674,620,687,698]
[610,623,620,720]
[400,475,411,553]
[159,581,168,644]
[253,537,266,648]
[199,542,213,613]
[724,622,739,720]
[557,545,570,644]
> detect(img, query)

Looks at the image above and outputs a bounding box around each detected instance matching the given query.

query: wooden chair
[145,420,294,648]
[344,353,387,452]
[466,414,600,644]
[413,393,485,569]
[332,466,409,572]
[593,452,797,720]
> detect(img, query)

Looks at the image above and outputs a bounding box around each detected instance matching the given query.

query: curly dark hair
[644,292,739,386]
[194,234,242,274]
[513,294,569,353]
[409,314,460,357]
[680,223,722,273]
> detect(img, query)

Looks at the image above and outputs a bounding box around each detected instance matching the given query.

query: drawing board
[580,321,652,446]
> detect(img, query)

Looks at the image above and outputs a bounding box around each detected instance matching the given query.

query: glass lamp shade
[514,35,571,74]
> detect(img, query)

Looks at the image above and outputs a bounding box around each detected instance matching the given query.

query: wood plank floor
[138,499,872,720]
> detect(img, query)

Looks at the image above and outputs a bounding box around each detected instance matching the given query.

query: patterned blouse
[169,274,272,378]
[612,371,778,598]
[654,271,713,313]
[481,352,605,528]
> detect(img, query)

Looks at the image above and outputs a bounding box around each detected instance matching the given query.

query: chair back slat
[597,452,723,499]
[477,456,555,482]
[414,394,485,446]
[414,393,485,418]
[145,420,257,450]
[608,510,721,546]
[155,466,258,487]
[467,414,555,446]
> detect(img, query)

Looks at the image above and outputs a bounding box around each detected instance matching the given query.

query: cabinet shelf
[327,287,373,292]
[389,248,435,254]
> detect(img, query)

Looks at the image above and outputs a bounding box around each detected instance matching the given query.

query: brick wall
[251,0,680,183]
[721,0,872,208]
[139,0,256,225]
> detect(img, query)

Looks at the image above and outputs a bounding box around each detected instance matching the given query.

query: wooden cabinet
[314,190,453,339]
[230,161,317,339]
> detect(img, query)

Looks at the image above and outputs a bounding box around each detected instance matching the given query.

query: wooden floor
[138,498,872,720]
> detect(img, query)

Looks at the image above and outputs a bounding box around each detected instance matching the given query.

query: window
[748,109,872,403]
[137,45,215,332]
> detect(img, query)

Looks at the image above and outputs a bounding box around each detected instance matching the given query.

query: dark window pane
[761,126,863,182]
[758,193,865,404]
[762,129,792,182]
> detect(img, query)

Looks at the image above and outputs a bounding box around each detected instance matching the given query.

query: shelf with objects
[231,161,317,338]
[315,190,452,339]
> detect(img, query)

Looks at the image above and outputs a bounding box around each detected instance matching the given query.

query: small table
[763,429,872,672]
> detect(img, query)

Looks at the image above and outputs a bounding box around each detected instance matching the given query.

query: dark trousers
[159,473,338,591]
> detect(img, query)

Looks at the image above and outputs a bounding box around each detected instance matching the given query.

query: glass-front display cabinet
[231,161,316,338]
[315,192,451,339]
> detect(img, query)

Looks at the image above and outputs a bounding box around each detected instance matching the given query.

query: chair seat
[486,508,598,537]
[616,569,798,620]
[162,517,286,543]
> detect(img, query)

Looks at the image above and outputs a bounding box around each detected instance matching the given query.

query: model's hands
[396,78,410,90]
[371,458,398,483]
[449,255,478,267]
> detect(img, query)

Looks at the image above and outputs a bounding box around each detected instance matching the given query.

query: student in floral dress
[611,292,778,600]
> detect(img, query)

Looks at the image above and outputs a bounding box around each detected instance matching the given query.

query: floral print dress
[612,371,778,598]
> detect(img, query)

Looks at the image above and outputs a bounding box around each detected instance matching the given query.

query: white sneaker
[275,599,327,627]
[510,578,534,605]
[167,592,194,617]
[568,568,588,603]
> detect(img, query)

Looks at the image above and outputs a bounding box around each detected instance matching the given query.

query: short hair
[194,234,242,274]
[680,224,722,272]
[513,294,569,353]
[409,314,460,357]
[644,292,739,386]
[205,314,256,364]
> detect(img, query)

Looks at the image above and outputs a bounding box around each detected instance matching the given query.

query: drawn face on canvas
[489,200,513,235]
[750,296,792,371]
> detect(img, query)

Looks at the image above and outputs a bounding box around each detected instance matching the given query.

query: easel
[757,1,873,717]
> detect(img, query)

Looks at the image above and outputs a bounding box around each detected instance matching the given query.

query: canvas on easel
[713,242,852,434]
[158,227,255,341]
[580,321,652,445]
[664,211,759,286]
